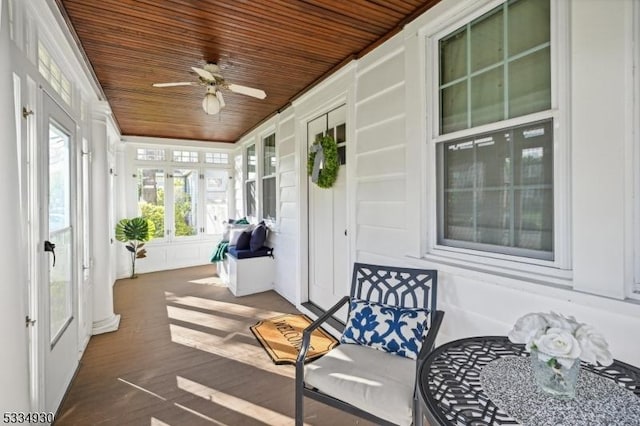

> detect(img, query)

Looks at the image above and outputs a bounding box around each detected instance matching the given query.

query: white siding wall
[229,0,640,366]
[273,109,298,302]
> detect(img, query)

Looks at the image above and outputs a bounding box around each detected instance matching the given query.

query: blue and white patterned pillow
[340,298,430,359]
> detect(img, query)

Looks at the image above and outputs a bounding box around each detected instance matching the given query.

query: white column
[90,102,120,334]
[0,0,31,412]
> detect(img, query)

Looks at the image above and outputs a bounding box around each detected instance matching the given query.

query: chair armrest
[296,296,350,366]
[417,310,445,362]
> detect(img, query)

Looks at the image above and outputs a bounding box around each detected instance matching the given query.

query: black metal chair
[295,263,444,426]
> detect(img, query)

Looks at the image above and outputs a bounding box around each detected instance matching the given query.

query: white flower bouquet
[508,311,613,368]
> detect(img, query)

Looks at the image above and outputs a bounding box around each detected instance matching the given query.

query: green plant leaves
[115,217,156,243]
[307,134,339,188]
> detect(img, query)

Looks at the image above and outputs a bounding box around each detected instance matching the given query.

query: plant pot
[530,349,580,399]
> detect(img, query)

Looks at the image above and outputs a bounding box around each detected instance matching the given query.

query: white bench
[217,246,275,297]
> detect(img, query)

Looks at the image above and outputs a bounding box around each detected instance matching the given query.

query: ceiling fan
[152,63,266,115]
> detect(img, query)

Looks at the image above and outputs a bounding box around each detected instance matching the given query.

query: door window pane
[137,168,165,238]
[205,170,228,235]
[48,121,73,344]
[173,169,197,237]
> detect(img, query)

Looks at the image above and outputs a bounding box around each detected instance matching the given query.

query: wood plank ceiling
[56,0,440,143]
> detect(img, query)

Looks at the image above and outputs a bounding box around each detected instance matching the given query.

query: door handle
[44,240,56,267]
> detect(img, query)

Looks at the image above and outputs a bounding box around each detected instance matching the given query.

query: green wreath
[307,134,339,188]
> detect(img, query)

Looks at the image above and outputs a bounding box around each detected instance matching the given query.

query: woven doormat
[250,314,338,365]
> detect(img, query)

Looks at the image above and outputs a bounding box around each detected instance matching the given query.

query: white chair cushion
[304,343,416,426]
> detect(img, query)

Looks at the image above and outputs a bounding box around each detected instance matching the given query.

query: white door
[40,93,79,413]
[307,105,349,313]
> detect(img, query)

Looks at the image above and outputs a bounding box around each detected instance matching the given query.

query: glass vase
[530,349,580,399]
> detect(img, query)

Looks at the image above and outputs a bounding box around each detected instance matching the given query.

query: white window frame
[129,146,232,243]
[424,0,571,275]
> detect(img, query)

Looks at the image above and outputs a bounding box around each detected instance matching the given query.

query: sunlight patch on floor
[150,418,171,426]
[176,376,294,426]
[169,324,294,379]
[166,305,247,332]
[188,276,227,287]
[164,292,285,319]
[118,377,167,401]
[173,402,229,426]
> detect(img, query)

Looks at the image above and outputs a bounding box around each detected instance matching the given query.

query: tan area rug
[250,314,339,365]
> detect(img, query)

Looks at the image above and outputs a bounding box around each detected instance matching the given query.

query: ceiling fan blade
[191,66,215,81]
[152,82,195,87]
[228,84,266,99]
[216,90,226,108]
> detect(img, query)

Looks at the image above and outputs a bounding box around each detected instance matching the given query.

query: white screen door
[41,93,78,413]
[307,105,349,315]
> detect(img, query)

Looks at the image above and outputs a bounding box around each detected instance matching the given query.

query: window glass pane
[246,144,256,180]
[444,191,474,242]
[439,119,553,258]
[246,181,256,217]
[136,148,165,161]
[440,29,467,84]
[205,170,228,235]
[508,47,551,118]
[173,169,197,237]
[262,177,276,221]
[173,150,199,163]
[476,189,511,246]
[513,120,553,186]
[508,0,550,56]
[470,67,504,127]
[336,123,346,144]
[441,81,468,133]
[263,134,276,176]
[470,8,503,72]
[475,132,510,188]
[444,140,474,189]
[204,152,229,164]
[137,168,165,238]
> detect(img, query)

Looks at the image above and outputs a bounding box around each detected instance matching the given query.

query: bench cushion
[304,343,415,426]
[228,246,273,259]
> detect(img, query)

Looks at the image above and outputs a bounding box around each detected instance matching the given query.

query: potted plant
[115,217,155,278]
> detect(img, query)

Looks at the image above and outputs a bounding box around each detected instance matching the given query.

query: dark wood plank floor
[55,265,372,426]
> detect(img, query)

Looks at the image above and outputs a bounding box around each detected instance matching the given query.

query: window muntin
[435,0,554,261]
[439,0,550,134]
[262,134,276,221]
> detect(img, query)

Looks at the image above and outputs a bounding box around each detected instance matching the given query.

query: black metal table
[418,336,640,425]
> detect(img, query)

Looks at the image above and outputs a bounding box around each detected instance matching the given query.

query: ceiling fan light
[202,93,220,115]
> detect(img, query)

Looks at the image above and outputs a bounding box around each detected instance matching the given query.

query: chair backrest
[350,262,437,314]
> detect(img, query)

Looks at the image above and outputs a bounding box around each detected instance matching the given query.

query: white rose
[542,311,579,333]
[508,313,548,348]
[575,324,613,366]
[534,328,582,368]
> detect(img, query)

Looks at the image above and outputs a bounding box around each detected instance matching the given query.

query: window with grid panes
[436,0,554,260]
